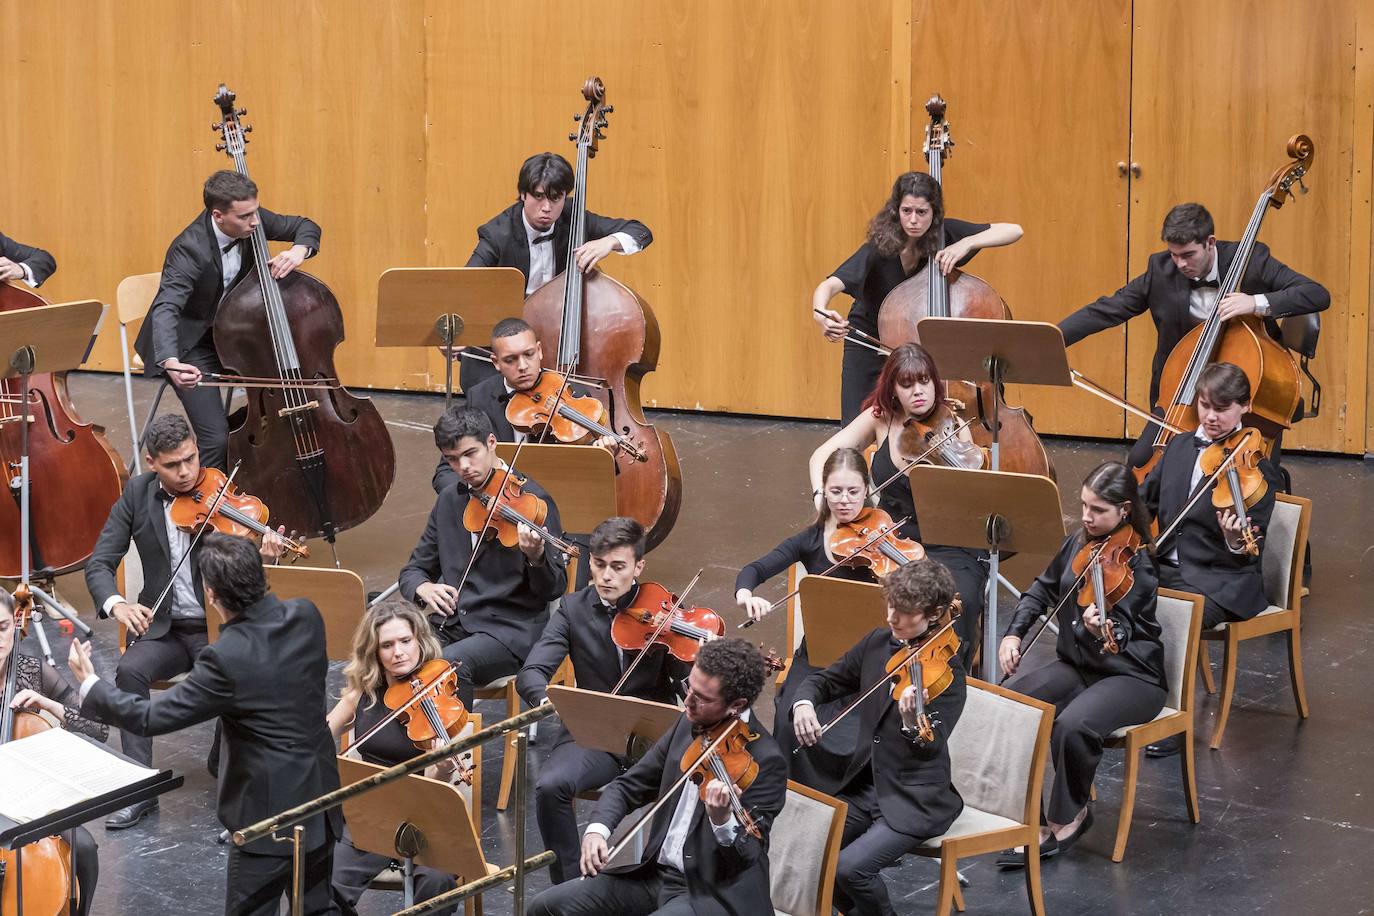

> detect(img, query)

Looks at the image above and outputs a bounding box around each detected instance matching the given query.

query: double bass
[1133,136,1309,481]
[0,282,126,579]
[524,77,682,550]
[210,86,395,543]
[876,95,1054,479]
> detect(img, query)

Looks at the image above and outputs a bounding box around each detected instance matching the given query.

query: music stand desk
[495,443,618,534]
[546,686,680,756]
[798,576,890,669]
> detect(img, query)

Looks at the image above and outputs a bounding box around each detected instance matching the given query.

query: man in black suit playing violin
[454,152,652,392]
[136,170,320,471]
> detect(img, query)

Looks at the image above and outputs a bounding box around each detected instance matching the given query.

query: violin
[1,586,75,916]
[461,466,581,558]
[886,611,962,744]
[897,401,987,470]
[384,660,473,785]
[1071,524,1143,655]
[678,717,762,839]
[505,369,647,461]
[1200,428,1267,556]
[609,582,786,676]
[828,507,926,578]
[1134,136,1310,481]
[169,467,309,561]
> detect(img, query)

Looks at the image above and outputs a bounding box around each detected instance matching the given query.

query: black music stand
[908,466,1064,681]
[375,267,526,407]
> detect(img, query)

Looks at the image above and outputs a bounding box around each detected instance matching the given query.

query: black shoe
[995,834,1059,869]
[105,798,158,830]
[1146,736,1183,758]
[1056,808,1094,854]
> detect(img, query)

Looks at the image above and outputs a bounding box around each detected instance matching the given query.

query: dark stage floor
[16,373,1374,915]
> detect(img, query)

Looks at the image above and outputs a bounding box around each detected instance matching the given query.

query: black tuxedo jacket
[399,473,568,659]
[796,627,966,839]
[85,472,206,641]
[465,200,652,282]
[1141,433,1279,619]
[82,594,340,855]
[515,584,689,727]
[431,373,517,493]
[591,714,786,916]
[136,209,321,373]
[0,231,56,286]
[1059,241,1329,404]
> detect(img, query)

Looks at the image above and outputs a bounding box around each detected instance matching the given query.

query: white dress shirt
[521,213,640,296]
[18,262,37,287]
[211,221,243,292]
[1189,255,1269,322]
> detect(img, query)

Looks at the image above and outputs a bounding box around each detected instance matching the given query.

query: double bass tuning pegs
[568,132,578,142]
[573,113,582,122]
[602,105,614,115]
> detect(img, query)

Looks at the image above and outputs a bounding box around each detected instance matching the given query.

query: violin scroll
[573,76,611,157]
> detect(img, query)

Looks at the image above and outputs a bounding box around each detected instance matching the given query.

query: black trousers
[834,778,926,916]
[841,337,886,425]
[169,341,230,472]
[535,740,627,884]
[115,618,209,766]
[432,625,522,707]
[528,862,692,916]
[1157,563,1244,630]
[331,825,456,914]
[773,638,858,795]
[1005,659,1166,823]
[928,546,987,672]
[225,841,338,916]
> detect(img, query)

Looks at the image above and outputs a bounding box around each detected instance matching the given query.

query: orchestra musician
[792,559,966,916]
[995,462,1166,866]
[810,343,988,668]
[326,603,462,913]
[136,170,321,471]
[399,406,568,706]
[735,445,877,791]
[516,516,690,884]
[1138,362,1280,757]
[454,152,653,393]
[3,588,105,916]
[811,171,1022,423]
[527,638,786,916]
[0,230,56,287]
[83,414,286,829]
[1058,202,1328,467]
[71,532,342,915]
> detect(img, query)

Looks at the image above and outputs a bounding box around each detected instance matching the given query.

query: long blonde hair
[342,603,444,706]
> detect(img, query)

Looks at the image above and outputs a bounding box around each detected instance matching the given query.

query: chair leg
[1198,644,1216,695]
[1286,624,1310,719]
[1181,725,1200,823]
[935,854,960,916]
[496,685,520,811]
[130,380,170,474]
[953,877,966,912]
[1209,633,1240,750]
[1025,838,1047,916]
[1112,745,1141,863]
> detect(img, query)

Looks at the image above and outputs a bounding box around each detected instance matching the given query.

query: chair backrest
[1262,495,1310,611]
[1155,590,1203,712]
[265,565,366,660]
[768,781,847,916]
[115,273,161,327]
[947,680,1054,825]
[788,561,804,652]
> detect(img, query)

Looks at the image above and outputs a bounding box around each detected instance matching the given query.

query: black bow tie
[221,239,242,254]
[1189,277,1219,290]
[155,488,175,503]
[531,233,554,245]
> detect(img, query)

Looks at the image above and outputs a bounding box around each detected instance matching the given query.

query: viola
[1071,524,1143,655]
[461,466,581,558]
[828,507,926,578]
[169,467,309,560]
[678,717,762,838]
[505,369,647,461]
[886,612,962,744]
[1200,428,1268,556]
[610,582,724,663]
[0,282,126,579]
[897,401,987,470]
[524,76,682,550]
[1135,137,1310,481]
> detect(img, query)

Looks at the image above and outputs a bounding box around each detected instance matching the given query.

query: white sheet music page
[0,728,157,824]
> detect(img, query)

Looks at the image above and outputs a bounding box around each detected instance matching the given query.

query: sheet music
[0,728,158,824]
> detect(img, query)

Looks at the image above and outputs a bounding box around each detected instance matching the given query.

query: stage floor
[29,373,1374,914]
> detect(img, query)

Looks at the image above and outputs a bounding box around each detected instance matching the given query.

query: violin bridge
[276,399,320,418]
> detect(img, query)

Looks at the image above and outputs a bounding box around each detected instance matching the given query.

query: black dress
[870,438,988,669]
[829,217,991,423]
[735,527,871,793]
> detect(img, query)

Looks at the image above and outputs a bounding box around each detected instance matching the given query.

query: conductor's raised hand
[579,831,610,877]
[68,639,96,683]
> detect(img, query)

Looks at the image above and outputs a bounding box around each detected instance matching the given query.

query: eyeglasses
[679,677,722,705]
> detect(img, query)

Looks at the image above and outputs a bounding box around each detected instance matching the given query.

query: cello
[0,282,126,579]
[1133,136,1309,481]
[523,77,682,550]
[209,85,395,545]
[875,95,1053,479]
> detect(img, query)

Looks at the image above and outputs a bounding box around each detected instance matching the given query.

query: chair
[773,562,806,689]
[115,273,166,470]
[1198,494,1311,749]
[264,564,367,660]
[118,606,221,689]
[768,780,847,916]
[912,679,1054,916]
[1100,588,1203,861]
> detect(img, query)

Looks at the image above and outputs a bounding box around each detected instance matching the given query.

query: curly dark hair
[695,638,767,707]
[866,171,945,259]
[144,413,195,458]
[883,557,958,622]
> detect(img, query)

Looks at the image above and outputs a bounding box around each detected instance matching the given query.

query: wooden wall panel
[908,0,1132,439]
[1129,0,1366,453]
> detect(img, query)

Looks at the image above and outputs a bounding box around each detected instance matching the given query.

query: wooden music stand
[907,467,1064,681]
[798,576,890,668]
[914,318,1071,472]
[375,267,526,405]
[494,443,618,534]
[264,565,366,660]
[546,685,680,756]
